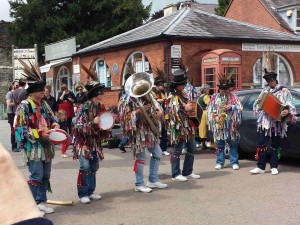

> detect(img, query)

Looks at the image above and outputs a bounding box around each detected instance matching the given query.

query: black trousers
[7,113,16,149]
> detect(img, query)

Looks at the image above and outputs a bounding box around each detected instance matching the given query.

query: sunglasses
[266,78,276,83]
[78,89,83,91]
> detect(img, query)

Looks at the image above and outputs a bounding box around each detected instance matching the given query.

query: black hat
[263,71,277,81]
[27,80,46,94]
[154,76,165,86]
[85,81,105,99]
[170,69,188,87]
[217,73,232,90]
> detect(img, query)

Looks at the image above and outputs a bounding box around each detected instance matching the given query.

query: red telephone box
[202,49,242,93]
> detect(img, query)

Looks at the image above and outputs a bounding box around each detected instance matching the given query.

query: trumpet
[124,72,161,138]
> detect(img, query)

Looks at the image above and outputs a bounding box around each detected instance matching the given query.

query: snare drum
[48,129,68,145]
[99,112,115,130]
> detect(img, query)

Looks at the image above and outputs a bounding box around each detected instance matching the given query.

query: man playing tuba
[207,73,242,170]
[119,72,167,193]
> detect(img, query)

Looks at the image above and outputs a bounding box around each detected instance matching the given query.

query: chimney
[163,4,177,17]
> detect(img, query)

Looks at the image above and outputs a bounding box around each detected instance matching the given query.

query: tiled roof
[271,0,299,8]
[260,0,294,32]
[75,8,300,56]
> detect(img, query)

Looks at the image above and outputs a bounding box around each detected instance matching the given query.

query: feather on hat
[262,52,277,81]
[18,59,45,94]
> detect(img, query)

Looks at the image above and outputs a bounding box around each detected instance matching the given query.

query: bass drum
[99,112,115,130]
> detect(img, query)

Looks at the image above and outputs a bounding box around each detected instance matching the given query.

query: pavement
[1,119,300,225]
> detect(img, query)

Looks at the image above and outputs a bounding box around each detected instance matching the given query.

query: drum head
[48,129,67,144]
[99,112,114,130]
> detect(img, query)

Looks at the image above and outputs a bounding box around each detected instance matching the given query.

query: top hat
[85,81,105,99]
[263,71,277,81]
[27,80,46,94]
[170,69,188,87]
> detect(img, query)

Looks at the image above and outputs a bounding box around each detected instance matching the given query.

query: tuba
[124,72,161,138]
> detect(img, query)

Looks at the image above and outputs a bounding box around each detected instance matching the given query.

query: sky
[0,0,218,21]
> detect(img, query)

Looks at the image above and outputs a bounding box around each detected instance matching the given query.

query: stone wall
[0,21,13,116]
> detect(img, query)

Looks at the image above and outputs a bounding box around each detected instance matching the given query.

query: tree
[215,0,231,16]
[7,0,152,61]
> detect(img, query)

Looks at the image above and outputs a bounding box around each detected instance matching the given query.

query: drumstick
[46,200,74,206]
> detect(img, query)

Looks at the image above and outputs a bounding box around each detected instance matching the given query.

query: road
[1,120,300,225]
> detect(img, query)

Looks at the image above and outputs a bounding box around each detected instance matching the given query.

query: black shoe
[12,148,19,152]
[119,147,126,153]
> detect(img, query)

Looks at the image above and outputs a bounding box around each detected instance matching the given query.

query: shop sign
[242,43,300,52]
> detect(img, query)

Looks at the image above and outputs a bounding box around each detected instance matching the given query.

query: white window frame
[56,66,71,98]
[93,60,112,87]
[252,53,293,87]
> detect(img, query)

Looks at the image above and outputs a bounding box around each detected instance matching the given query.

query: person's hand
[281,109,289,117]
[223,105,232,111]
[93,117,100,125]
[51,122,59,129]
[62,90,67,95]
[215,115,220,123]
[185,102,193,112]
[41,131,49,140]
[157,99,164,103]
[68,98,73,102]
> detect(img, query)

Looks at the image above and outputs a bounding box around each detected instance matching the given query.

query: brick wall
[225,0,291,33]
[75,39,300,107]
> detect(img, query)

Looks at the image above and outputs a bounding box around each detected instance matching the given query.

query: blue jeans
[77,153,100,198]
[28,160,52,204]
[257,129,280,170]
[118,136,128,148]
[171,138,196,177]
[135,144,162,186]
[215,135,238,166]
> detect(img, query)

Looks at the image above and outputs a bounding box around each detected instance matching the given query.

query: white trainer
[172,174,188,182]
[79,196,91,204]
[186,173,200,179]
[271,168,279,175]
[89,193,102,200]
[135,186,152,193]
[215,164,222,170]
[162,151,170,156]
[182,149,187,155]
[146,181,168,189]
[232,164,239,170]
[37,202,54,214]
[250,167,265,174]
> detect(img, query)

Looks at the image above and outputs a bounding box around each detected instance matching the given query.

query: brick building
[73,7,300,107]
[0,21,13,115]
[225,0,299,34]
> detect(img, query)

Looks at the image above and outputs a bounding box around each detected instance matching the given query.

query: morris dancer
[250,56,296,175]
[153,74,170,156]
[119,72,167,193]
[207,74,242,170]
[14,63,59,214]
[165,69,200,182]
[73,78,110,204]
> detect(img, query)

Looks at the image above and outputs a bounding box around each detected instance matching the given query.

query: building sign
[171,45,182,58]
[171,58,181,69]
[203,57,217,63]
[45,37,76,61]
[221,57,240,62]
[13,47,38,80]
[242,43,300,52]
[73,64,80,74]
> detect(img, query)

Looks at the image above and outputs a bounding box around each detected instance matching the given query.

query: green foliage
[215,0,231,16]
[7,0,152,61]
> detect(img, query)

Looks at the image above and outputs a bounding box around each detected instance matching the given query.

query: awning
[40,58,72,73]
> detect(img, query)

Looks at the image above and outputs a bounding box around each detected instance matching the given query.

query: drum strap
[133,160,144,172]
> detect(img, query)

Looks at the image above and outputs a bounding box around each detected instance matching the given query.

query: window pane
[278,58,290,87]
[243,93,259,111]
[291,93,300,108]
[253,58,262,85]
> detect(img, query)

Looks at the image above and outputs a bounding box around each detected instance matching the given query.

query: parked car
[235,88,300,159]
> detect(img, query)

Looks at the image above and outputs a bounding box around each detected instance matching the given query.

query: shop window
[122,51,151,84]
[252,54,293,87]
